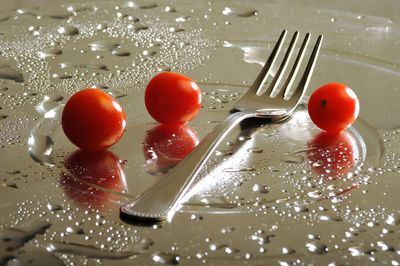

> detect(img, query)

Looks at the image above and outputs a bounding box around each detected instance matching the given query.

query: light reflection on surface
[142,124,199,175]
[179,127,257,213]
[60,149,127,210]
[307,131,358,180]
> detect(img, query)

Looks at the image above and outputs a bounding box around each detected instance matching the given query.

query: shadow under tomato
[60,149,127,210]
[307,131,358,180]
[142,124,199,175]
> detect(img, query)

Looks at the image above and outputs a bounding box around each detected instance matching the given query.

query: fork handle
[121,111,253,221]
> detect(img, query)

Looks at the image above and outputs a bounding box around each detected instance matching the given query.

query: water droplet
[65,226,84,234]
[307,190,321,199]
[221,226,235,234]
[28,135,54,166]
[112,48,131,56]
[0,14,10,22]
[238,136,251,141]
[209,243,227,251]
[57,25,79,35]
[312,160,324,167]
[176,16,189,22]
[247,147,263,153]
[305,242,327,254]
[157,66,171,72]
[348,246,365,256]
[377,241,394,251]
[134,238,154,251]
[59,62,108,71]
[252,184,269,194]
[7,251,64,266]
[88,40,119,51]
[67,5,95,13]
[294,206,309,213]
[224,167,256,172]
[386,214,400,225]
[225,246,239,254]
[0,219,52,263]
[190,214,203,220]
[17,8,73,19]
[0,65,24,82]
[43,105,63,120]
[127,23,149,32]
[37,48,62,58]
[185,195,236,209]
[35,94,63,115]
[151,252,180,264]
[169,27,184,33]
[47,241,144,259]
[126,1,157,9]
[96,23,108,31]
[1,182,18,188]
[318,215,343,222]
[164,6,176,12]
[282,153,304,164]
[143,49,157,56]
[47,203,62,211]
[282,247,295,254]
[222,6,257,17]
[52,73,72,79]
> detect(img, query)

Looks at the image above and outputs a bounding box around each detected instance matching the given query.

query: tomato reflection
[307,131,357,180]
[142,124,199,175]
[60,149,126,209]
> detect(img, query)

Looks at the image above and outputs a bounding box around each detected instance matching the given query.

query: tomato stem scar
[321,99,327,106]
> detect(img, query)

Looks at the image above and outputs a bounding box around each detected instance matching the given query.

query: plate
[1,0,400,265]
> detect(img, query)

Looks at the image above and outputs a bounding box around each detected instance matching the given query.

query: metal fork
[121,30,323,222]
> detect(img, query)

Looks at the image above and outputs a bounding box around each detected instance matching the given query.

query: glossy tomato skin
[308,83,359,133]
[62,88,126,151]
[145,72,202,125]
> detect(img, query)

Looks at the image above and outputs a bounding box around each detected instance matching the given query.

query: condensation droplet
[151,252,180,265]
[59,62,108,71]
[305,242,327,254]
[0,65,24,82]
[281,153,304,164]
[252,184,269,194]
[28,135,54,167]
[318,214,343,222]
[126,1,157,9]
[37,48,62,58]
[112,48,131,56]
[57,25,79,35]
[222,6,258,17]
[47,203,62,211]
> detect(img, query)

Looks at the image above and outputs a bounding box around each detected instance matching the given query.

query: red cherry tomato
[307,131,357,180]
[60,149,126,209]
[142,124,199,174]
[62,88,126,151]
[145,72,202,125]
[308,83,359,133]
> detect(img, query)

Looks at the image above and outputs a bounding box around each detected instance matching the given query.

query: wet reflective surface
[0,0,400,265]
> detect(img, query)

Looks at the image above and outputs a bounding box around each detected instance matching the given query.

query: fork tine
[246,30,287,95]
[288,34,323,105]
[263,31,299,97]
[276,32,310,99]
